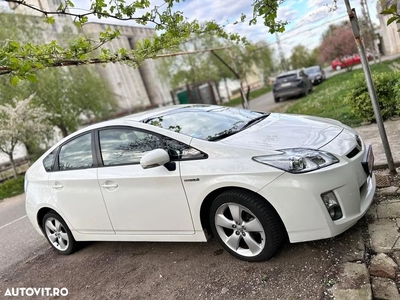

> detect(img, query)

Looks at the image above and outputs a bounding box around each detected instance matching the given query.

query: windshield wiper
[239,114,270,131]
[207,114,269,141]
[207,130,240,141]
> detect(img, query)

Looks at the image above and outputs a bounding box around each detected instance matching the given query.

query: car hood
[220,113,344,151]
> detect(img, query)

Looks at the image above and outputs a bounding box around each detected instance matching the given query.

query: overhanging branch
[0,46,233,75]
[4,0,162,25]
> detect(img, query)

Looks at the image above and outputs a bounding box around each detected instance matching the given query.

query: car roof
[76,104,224,133]
[305,66,320,70]
[276,70,298,78]
[39,104,221,157]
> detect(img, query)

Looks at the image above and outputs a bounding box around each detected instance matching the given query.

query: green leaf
[10,41,20,49]
[11,76,19,86]
[387,16,398,26]
[26,73,38,83]
[381,4,398,15]
[45,16,55,25]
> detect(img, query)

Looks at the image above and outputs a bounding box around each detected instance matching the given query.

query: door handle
[101,183,118,189]
[52,183,63,189]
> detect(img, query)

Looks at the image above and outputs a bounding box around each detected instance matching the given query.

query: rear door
[48,131,114,234]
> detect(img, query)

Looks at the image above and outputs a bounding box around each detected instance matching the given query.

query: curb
[373,162,400,171]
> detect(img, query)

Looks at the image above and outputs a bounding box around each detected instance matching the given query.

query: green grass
[0,176,24,201]
[224,85,272,107]
[286,58,400,127]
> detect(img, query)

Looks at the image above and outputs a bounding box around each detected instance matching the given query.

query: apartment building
[8,0,171,112]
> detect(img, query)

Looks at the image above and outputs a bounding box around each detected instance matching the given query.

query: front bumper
[258,146,376,243]
[311,77,323,85]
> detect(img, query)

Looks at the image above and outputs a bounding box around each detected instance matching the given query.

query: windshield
[146,106,268,141]
[304,67,320,75]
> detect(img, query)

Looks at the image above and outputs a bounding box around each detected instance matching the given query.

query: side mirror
[140,149,170,169]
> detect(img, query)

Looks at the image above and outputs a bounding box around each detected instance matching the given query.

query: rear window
[275,74,297,83]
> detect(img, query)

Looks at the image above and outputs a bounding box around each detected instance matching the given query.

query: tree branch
[0,46,232,75]
[5,0,162,25]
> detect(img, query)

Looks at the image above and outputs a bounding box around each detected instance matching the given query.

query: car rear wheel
[274,96,280,103]
[42,212,77,255]
[209,189,284,262]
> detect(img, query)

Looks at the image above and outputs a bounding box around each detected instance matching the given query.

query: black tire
[274,96,280,103]
[209,189,284,262]
[42,212,77,255]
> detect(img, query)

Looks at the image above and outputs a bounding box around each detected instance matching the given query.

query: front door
[96,127,194,235]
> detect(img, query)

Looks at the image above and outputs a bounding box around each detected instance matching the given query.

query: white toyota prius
[25,105,376,261]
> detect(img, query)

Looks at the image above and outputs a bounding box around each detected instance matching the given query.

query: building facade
[9,0,172,113]
[376,1,400,55]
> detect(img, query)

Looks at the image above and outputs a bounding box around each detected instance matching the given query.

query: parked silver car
[272,70,313,103]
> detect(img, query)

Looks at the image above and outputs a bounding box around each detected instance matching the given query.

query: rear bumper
[273,87,304,98]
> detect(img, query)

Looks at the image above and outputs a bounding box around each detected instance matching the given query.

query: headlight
[252,148,339,173]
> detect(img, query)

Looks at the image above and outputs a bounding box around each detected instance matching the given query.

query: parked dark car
[272,70,313,103]
[304,66,325,85]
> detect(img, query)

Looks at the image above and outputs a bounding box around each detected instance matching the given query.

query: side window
[99,128,162,166]
[163,137,207,160]
[43,150,56,172]
[58,133,93,171]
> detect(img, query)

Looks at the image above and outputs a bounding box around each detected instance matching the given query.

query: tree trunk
[59,124,69,138]
[224,78,231,102]
[24,142,34,159]
[9,153,18,180]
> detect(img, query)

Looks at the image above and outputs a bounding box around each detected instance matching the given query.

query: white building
[8,0,172,112]
[376,1,400,55]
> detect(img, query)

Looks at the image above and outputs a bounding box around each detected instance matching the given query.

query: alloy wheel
[214,203,266,257]
[44,217,69,251]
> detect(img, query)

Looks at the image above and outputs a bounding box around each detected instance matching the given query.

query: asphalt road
[0,192,366,300]
[246,54,400,113]
[0,194,47,274]
[245,65,335,113]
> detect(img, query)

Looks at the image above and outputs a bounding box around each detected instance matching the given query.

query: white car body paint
[25,105,376,247]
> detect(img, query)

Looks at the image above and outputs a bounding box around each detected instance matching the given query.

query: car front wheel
[209,190,284,262]
[42,212,77,255]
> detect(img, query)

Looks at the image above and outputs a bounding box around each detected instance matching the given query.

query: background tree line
[0,13,117,178]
